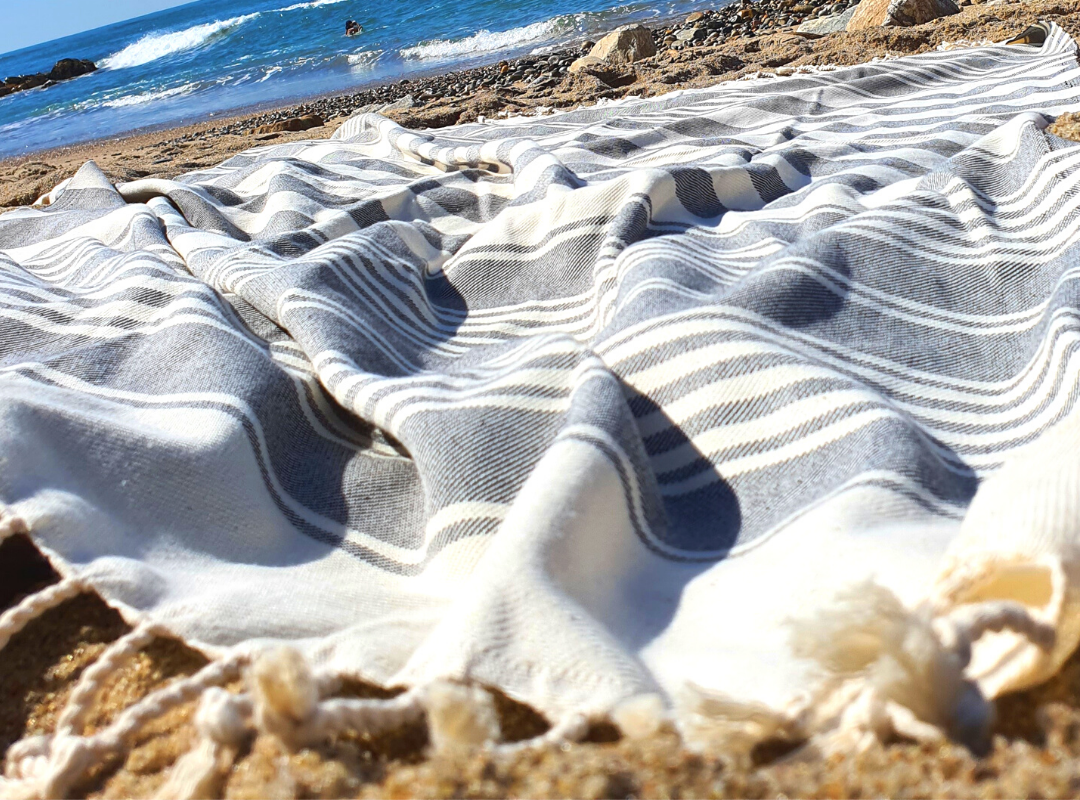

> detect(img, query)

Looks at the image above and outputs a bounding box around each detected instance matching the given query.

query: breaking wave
[101,14,260,70]
[347,50,383,69]
[275,0,350,13]
[400,17,569,61]
[100,83,201,108]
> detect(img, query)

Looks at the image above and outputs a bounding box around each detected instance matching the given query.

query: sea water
[0,0,702,158]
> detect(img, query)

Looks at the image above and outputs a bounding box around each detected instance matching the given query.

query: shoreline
[0,14,679,172]
[5,0,1070,210]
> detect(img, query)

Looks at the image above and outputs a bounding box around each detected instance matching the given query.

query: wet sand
[5,1,1080,795]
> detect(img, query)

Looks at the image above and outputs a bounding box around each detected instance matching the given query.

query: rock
[0,57,96,101]
[677,26,706,41]
[254,114,324,134]
[685,10,706,22]
[348,95,415,117]
[588,24,657,65]
[846,0,959,29]
[569,55,608,73]
[47,58,96,81]
[796,6,856,34]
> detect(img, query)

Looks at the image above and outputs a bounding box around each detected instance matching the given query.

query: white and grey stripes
[2,24,1080,712]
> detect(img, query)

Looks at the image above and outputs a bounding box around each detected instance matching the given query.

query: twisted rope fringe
[0,577,85,653]
[0,510,28,542]
[682,582,1058,760]
[0,520,1062,799]
[1,652,249,800]
[56,625,161,737]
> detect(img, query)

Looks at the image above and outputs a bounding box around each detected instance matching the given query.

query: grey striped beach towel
[5,22,1080,769]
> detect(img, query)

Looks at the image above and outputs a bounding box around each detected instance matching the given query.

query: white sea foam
[275,0,350,13]
[101,14,260,70]
[400,18,565,61]
[73,82,201,110]
[257,65,284,83]
[347,50,382,69]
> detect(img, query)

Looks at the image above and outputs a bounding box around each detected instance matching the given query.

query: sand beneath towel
[5,1,1080,796]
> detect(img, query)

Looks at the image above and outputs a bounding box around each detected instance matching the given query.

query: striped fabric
[3,25,1080,717]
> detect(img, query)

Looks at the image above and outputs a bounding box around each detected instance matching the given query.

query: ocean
[0,0,703,159]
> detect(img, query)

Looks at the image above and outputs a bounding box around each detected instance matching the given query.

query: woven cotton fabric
[4,27,1080,717]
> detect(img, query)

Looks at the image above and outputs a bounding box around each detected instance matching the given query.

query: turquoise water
[0,0,701,158]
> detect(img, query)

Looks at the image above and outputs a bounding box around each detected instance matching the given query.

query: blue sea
[0,0,702,159]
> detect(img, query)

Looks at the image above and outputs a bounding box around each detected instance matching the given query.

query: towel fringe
[0,626,601,800]
[0,577,86,653]
[1,537,1058,797]
[0,510,28,542]
[55,624,161,738]
[1,651,248,800]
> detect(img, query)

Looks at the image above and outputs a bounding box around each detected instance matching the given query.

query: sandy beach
[5,0,1080,796]
[4,0,1077,210]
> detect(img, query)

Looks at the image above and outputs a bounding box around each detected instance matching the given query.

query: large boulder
[48,58,97,81]
[1,58,97,101]
[15,74,47,90]
[846,0,959,29]
[588,24,656,65]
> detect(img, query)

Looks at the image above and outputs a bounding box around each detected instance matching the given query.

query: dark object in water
[345,20,363,36]
[0,58,96,99]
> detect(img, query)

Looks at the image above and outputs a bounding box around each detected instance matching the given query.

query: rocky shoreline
[173,0,864,142]
[1,0,1076,211]
[0,58,97,99]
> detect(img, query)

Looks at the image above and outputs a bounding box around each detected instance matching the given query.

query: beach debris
[0,59,96,99]
[846,0,959,30]
[254,114,324,135]
[588,24,657,65]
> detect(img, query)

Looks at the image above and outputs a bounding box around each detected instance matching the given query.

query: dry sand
[5,2,1080,796]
